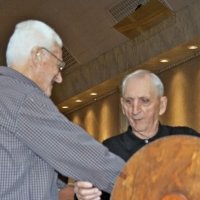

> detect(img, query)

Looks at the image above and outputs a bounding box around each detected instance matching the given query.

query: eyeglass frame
[40,47,66,71]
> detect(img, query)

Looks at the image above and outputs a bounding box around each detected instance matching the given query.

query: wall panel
[67,92,120,141]
[67,57,200,141]
[160,56,200,132]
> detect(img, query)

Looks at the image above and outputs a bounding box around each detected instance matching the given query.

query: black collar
[124,124,169,151]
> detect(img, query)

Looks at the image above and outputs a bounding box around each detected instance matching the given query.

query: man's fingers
[74,181,102,200]
[76,181,93,188]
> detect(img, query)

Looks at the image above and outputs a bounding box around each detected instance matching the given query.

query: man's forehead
[126,78,153,91]
[124,82,157,99]
[123,94,151,99]
[127,75,150,84]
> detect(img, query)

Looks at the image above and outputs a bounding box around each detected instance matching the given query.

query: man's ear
[120,97,126,115]
[31,47,42,65]
[159,96,167,116]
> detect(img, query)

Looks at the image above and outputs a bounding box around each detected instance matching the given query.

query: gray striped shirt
[0,67,125,200]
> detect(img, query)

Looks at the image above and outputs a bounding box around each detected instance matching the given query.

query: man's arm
[17,94,125,193]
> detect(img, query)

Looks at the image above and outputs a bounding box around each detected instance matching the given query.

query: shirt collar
[124,124,167,150]
[0,66,41,90]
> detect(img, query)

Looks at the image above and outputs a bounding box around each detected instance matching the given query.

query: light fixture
[90,92,98,96]
[75,99,82,103]
[188,45,198,50]
[160,58,169,63]
[62,106,69,109]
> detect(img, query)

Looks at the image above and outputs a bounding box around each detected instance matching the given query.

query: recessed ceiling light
[75,99,82,103]
[62,106,69,109]
[188,45,198,50]
[160,59,169,63]
[90,92,98,96]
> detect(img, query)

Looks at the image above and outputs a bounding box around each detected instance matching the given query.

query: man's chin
[132,126,148,136]
[131,121,146,131]
[45,88,52,97]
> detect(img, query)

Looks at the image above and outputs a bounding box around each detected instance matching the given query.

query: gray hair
[121,69,164,96]
[6,20,63,67]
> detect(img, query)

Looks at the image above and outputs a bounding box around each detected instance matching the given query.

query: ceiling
[0,0,199,113]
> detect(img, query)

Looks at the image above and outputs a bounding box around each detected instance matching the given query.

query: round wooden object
[111,135,200,200]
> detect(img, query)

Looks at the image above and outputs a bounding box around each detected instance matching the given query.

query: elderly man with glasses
[0,20,125,200]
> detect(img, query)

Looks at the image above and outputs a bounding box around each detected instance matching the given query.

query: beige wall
[67,57,200,141]
[159,56,200,132]
[67,92,120,142]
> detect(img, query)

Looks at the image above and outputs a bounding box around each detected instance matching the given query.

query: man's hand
[74,181,102,200]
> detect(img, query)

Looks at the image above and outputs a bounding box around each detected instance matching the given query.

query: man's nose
[132,101,141,114]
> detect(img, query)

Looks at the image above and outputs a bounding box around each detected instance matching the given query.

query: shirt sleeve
[15,94,125,193]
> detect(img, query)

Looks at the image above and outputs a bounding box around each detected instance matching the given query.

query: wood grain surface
[111,135,200,200]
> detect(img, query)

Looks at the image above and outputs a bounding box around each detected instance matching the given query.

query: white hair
[6,20,63,67]
[121,69,164,96]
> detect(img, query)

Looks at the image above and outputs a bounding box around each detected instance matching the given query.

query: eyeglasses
[41,47,66,71]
